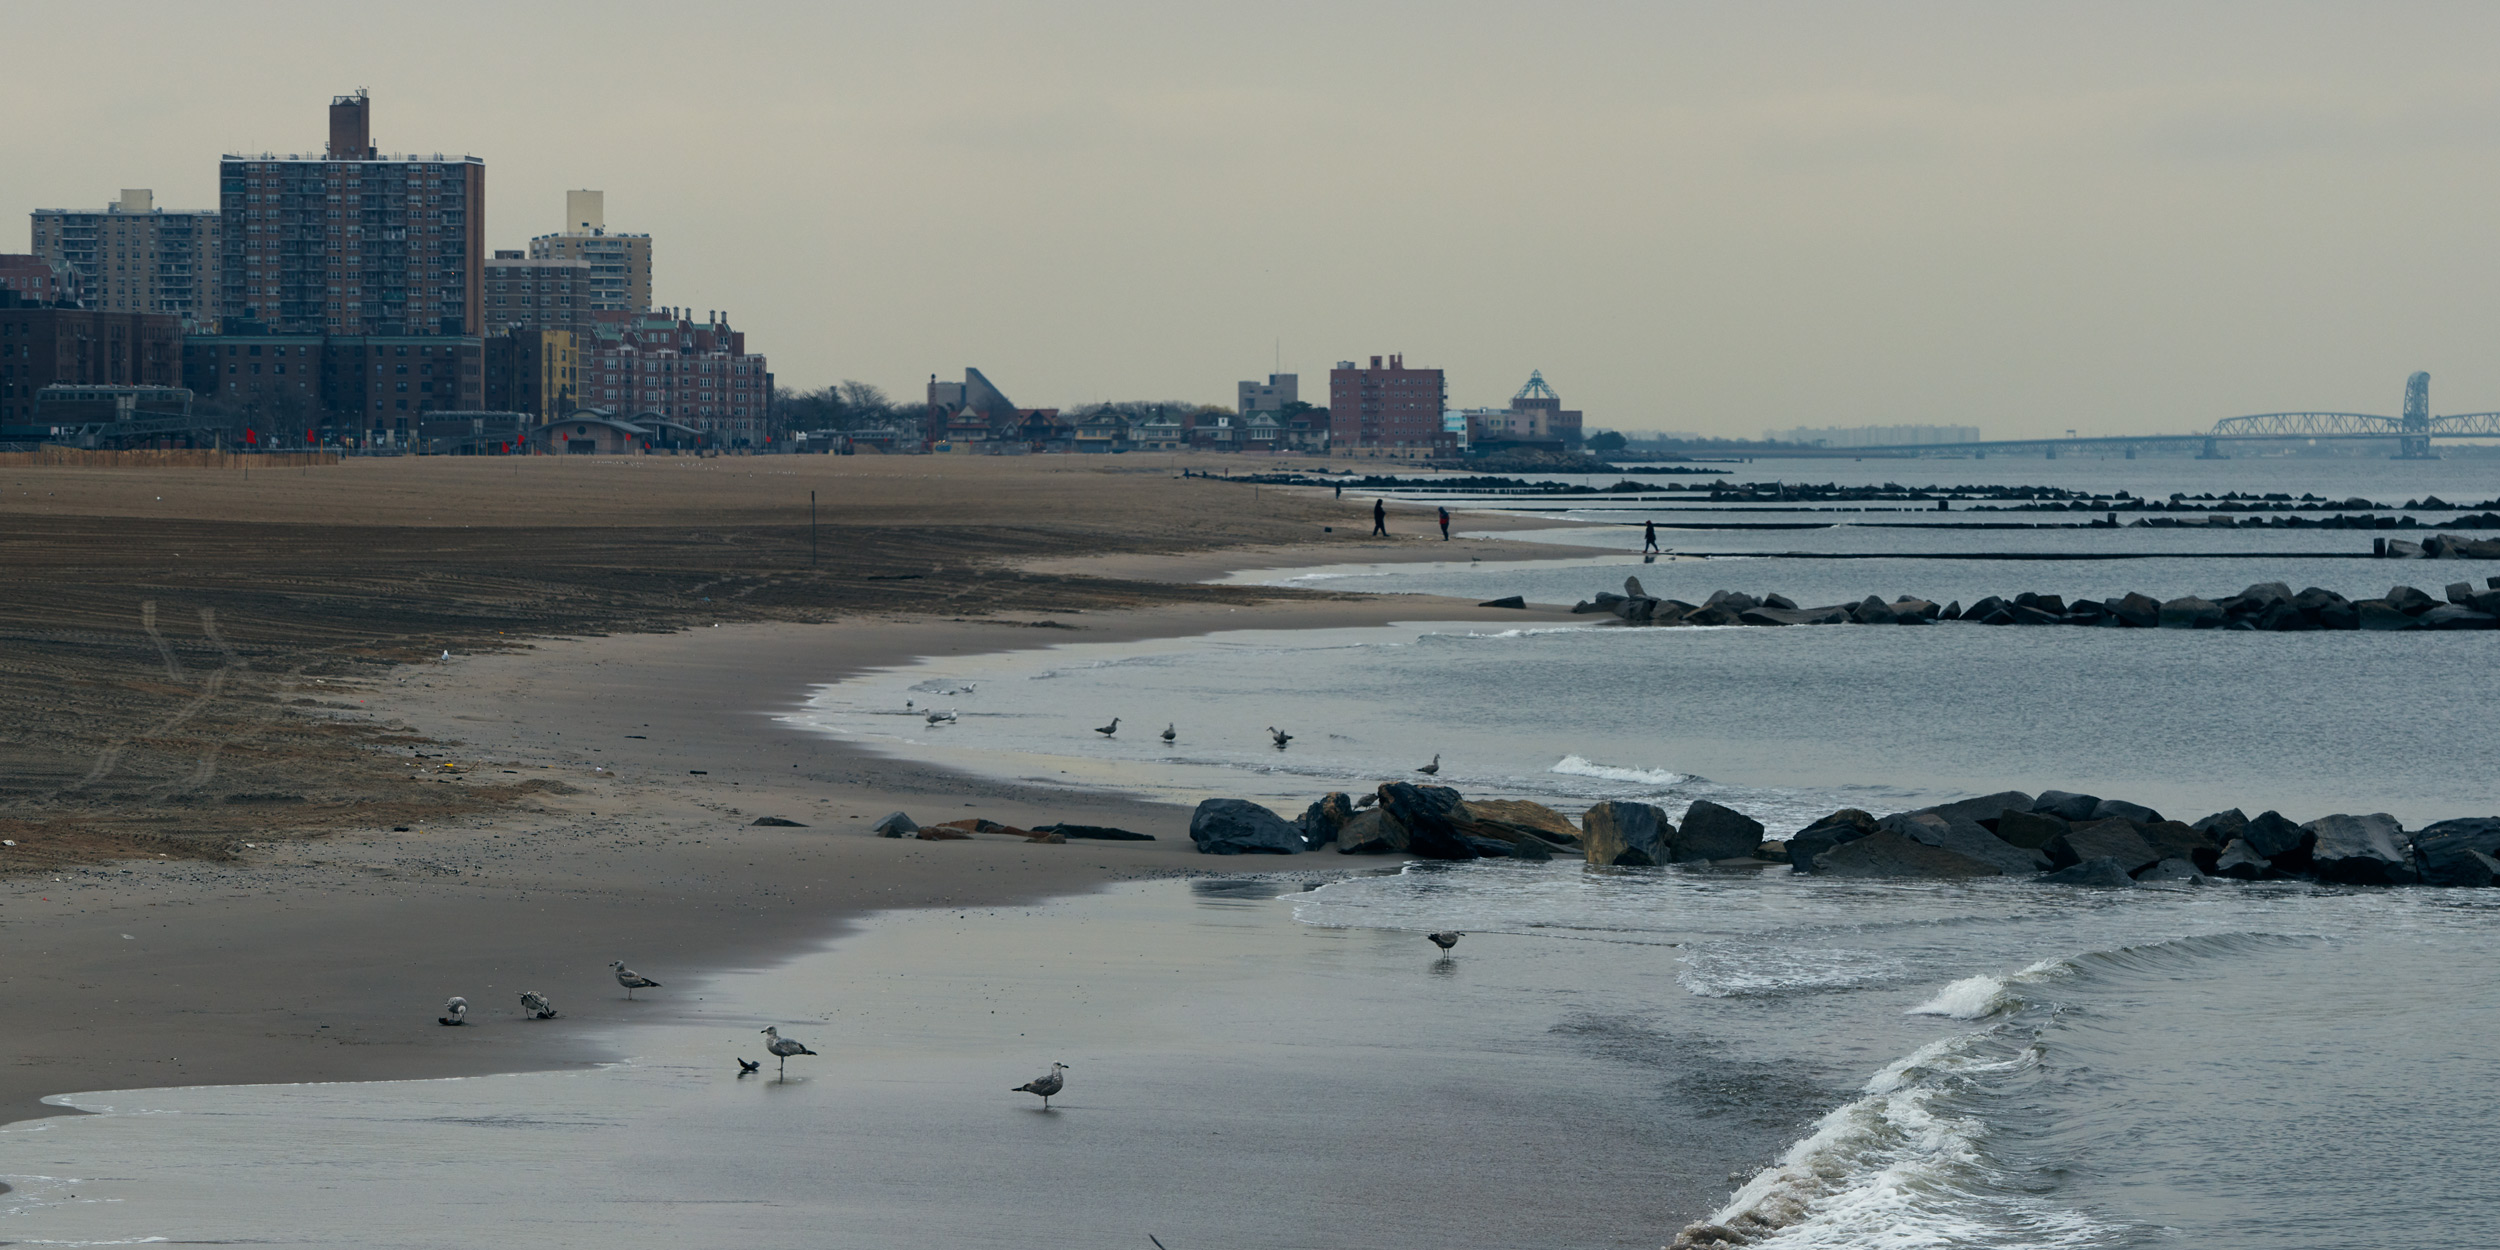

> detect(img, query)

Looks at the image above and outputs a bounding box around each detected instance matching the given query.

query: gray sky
[8,1,2500,436]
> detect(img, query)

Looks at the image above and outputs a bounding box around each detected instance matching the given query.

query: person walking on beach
[1438,507,1451,540]
[1643,520,1660,554]
[1372,497,1389,537]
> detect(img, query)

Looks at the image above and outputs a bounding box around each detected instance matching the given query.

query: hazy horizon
[8,1,2500,436]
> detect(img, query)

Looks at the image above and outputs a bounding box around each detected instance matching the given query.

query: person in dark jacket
[1372,498,1388,536]
[1438,507,1450,540]
[1643,520,1660,554]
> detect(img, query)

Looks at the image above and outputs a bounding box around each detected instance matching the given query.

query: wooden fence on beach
[0,449,342,470]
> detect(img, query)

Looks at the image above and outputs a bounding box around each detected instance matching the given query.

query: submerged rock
[2040,856,2136,887]
[1814,829,2001,878]
[2134,857,2207,885]
[1189,799,1309,855]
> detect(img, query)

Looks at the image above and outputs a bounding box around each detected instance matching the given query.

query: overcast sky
[8,1,2500,436]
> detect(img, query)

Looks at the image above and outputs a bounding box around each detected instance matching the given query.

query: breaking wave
[1549,755,1689,788]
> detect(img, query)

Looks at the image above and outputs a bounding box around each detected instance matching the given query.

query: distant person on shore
[1334,482,1343,499]
[1372,498,1388,536]
[1643,520,1659,554]
[1438,507,1451,540]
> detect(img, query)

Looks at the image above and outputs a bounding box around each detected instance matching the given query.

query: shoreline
[0,548,1583,1125]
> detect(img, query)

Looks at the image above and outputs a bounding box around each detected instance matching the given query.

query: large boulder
[870,811,919,838]
[2238,810,2312,868]
[2417,605,2499,630]
[1038,823,1156,841]
[2138,819,2220,866]
[2090,798,2164,824]
[1994,809,2070,849]
[1334,808,1406,855]
[2384,585,2439,614]
[1296,792,1358,847]
[2304,813,2416,884]
[1882,811,2049,875]
[1455,798,1582,847]
[2355,600,2416,631]
[1740,605,1851,626]
[2158,597,2225,629]
[1580,801,1673,867]
[2044,818,2160,873]
[1676,800,1767,862]
[2109,593,2162,628]
[1189,799,1309,855]
[2041,857,2137,887]
[2032,790,2102,822]
[1376,783,1481,860]
[1929,791,2036,827]
[2411,817,2500,887]
[2210,839,2276,880]
[1812,829,2002,878]
[2192,808,2249,842]
[1784,809,1876,873]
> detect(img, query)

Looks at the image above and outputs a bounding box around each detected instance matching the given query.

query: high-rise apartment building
[1329,354,1450,457]
[30,190,222,325]
[0,307,183,422]
[483,250,592,336]
[218,92,485,336]
[577,310,768,445]
[528,191,651,312]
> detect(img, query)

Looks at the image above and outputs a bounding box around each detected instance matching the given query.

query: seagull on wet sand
[762,1026,818,1077]
[1416,753,1440,776]
[611,961,661,999]
[1428,931,1462,952]
[1095,717,1120,737]
[737,1057,762,1076]
[1014,1062,1070,1109]
[519,990,558,1019]
[1161,723,1176,743]
[1267,726,1292,749]
[925,709,957,725]
[438,996,468,1026]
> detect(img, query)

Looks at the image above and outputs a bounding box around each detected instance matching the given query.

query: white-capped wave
[1905,973,2018,1020]
[1678,947,1907,999]
[1549,755,1688,788]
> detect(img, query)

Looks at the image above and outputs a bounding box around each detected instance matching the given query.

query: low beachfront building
[528,412,648,455]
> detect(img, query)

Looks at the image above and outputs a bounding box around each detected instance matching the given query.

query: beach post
[811,489,818,567]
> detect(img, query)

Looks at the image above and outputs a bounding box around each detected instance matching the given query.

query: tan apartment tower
[529,191,651,313]
[218,92,486,335]
[31,188,224,326]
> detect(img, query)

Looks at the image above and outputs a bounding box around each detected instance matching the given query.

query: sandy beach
[0,454,1587,1124]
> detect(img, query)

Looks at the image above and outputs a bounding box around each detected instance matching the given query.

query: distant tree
[1586,430,1628,452]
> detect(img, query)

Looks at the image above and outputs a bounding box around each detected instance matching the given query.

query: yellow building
[487,329,578,419]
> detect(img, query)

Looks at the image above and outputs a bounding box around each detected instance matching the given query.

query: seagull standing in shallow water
[438,996,468,1026]
[1416,754,1440,776]
[1161,723,1176,743]
[610,961,661,999]
[1014,1062,1070,1109]
[1095,717,1120,737]
[761,1026,818,1077]
[1267,726,1292,749]
[519,990,558,1019]
[1428,932,1462,952]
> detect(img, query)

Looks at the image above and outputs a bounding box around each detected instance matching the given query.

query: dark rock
[2292,586,2347,615]
[1740,605,1850,626]
[1703,589,1760,613]
[2257,602,2318,631]
[1376,783,1482,860]
[1684,604,1742,627]
[1963,595,2007,619]
[1189,799,1309,855]
[1994,809,2070,849]
[750,816,808,827]
[2412,817,2500,886]
[2315,601,2360,630]
[1762,592,1799,610]
[1784,809,1876,872]
[2192,808,2249,840]
[1624,576,1649,598]
[2384,585,2438,614]
[1477,595,1527,609]
[2110,592,2162,628]
[1972,606,2017,625]
[1883,810,2049,875]
[2090,798,2163,824]
[870,811,919,838]
[2032,790,2102,822]
[2039,856,2136,887]
[2067,599,2109,624]
[2304,813,2416,884]
[1676,800,1767,862]
[2014,591,2068,614]
[1572,593,1623,615]
[1459,835,1519,858]
[2211,839,2276,880]
[2139,819,2219,864]
[1894,598,1941,620]
[1940,600,1962,620]
[1038,823,1157,841]
[1455,798,1582,847]
[2158,596,2225,629]
[2417,605,2499,630]
[1853,597,1900,625]
[2446,581,2476,605]
[2134,857,2207,885]
[1297,792,1358,845]
[2355,600,2416,631]
[1485,830,1550,860]
[1931,791,2037,826]
[2045,818,2160,873]
[2006,603,2063,625]
[1580,800,1673,866]
[1813,829,2003,878]
[1333,808,1406,854]
[2238,810,2312,869]
[2448,849,2500,887]
[2469,591,2500,616]
[2239,582,2295,606]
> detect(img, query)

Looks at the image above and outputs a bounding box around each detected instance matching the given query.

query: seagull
[737,1057,762,1076]
[610,961,661,999]
[440,650,451,662]
[1267,726,1292,749]
[518,990,558,1019]
[925,709,956,725]
[438,995,468,1026]
[1161,723,1176,743]
[905,699,914,710]
[1416,753,1440,776]
[761,1026,817,1077]
[1014,1062,1070,1109]
[1095,717,1120,737]
[1428,932,1462,952]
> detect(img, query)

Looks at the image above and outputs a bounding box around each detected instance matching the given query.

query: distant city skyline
[7,2,2500,434]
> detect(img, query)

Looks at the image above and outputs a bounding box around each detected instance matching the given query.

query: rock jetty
[1573,576,2500,630]
[1189,781,2500,889]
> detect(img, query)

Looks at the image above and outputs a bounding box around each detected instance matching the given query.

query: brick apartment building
[181,333,484,441]
[576,309,768,446]
[483,251,593,336]
[0,303,183,422]
[529,191,650,313]
[1330,354,1451,457]
[31,190,222,325]
[0,256,60,304]
[220,92,484,337]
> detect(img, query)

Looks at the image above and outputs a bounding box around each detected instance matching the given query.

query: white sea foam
[1678,947,1907,998]
[1905,973,2018,1020]
[1548,755,1687,788]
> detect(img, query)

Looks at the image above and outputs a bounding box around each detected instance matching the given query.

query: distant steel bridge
[1824,372,2495,459]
